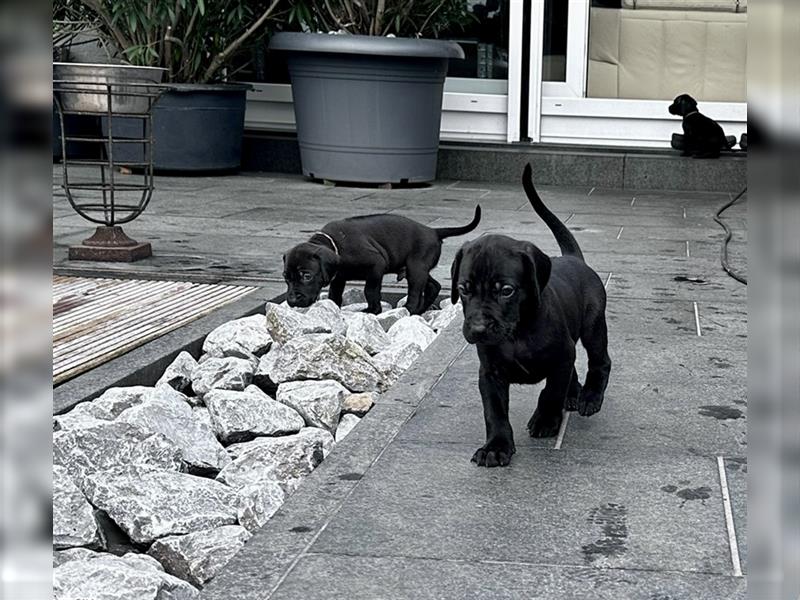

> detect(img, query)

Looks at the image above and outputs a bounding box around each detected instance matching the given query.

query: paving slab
[270,554,746,600]
[310,442,733,574]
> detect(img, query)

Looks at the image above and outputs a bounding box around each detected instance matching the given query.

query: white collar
[313,231,339,256]
[684,111,699,117]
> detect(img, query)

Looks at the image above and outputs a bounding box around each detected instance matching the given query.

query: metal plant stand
[54,79,171,261]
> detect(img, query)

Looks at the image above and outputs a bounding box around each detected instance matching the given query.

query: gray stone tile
[438,146,625,188]
[395,348,554,449]
[311,442,735,574]
[606,298,698,336]
[607,272,747,302]
[623,154,746,193]
[723,456,747,571]
[269,554,746,600]
[697,301,748,338]
[562,377,746,457]
[608,333,746,386]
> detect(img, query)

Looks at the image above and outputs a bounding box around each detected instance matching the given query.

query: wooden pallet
[53,276,256,385]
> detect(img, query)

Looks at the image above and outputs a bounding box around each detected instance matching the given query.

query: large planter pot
[106,83,250,172]
[270,33,464,184]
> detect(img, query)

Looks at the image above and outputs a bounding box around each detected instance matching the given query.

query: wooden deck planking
[53,276,256,385]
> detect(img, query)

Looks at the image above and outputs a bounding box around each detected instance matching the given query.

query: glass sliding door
[530,0,747,147]
[438,0,525,142]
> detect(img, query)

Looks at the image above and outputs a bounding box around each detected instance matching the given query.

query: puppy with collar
[668,93,728,158]
[451,165,611,467]
[283,207,481,315]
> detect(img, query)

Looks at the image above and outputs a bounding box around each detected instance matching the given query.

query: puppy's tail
[434,205,481,240]
[522,164,584,261]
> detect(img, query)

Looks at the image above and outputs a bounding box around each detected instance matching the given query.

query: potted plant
[269,0,471,184]
[59,0,284,171]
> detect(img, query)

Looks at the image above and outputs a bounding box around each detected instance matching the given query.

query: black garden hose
[714,187,747,285]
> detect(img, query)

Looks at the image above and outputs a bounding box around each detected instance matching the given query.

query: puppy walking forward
[451,165,611,467]
[284,206,481,315]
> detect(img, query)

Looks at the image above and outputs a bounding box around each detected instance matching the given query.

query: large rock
[54,386,154,430]
[300,426,336,459]
[84,466,239,545]
[388,316,437,350]
[342,391,376,416]
[155,352,198,394]
[147,525,251,587]
[269,334,384,393]
[217,428,333,493]
[335,414,361,443]
[53,465,102,550]
[429,301,462,332]
[264,302,330,344]
[53,547,101,568]
[376,307,410,332]
[276,380,348,434]
[192,406,213,430]
[205,385,304,444]
[191,357,254,398]
[203,315,272,359]
[53,422,182,490]
[252,346,280,397]
[117,390,230,474]
[235,482,285,534]
[372,341,424,386]
[302,299,346,335]
[91,386,155,416]
[53,550,199,600]
[345,312,391,354]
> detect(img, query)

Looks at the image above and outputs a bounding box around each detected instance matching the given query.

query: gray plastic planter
[105,83,250,172]
[270,33,464,184]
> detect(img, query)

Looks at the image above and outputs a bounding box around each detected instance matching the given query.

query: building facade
[245,0,747,148]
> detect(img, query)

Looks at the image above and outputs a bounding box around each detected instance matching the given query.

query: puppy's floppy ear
[315,250,340,286]
[520,242,551,301]
[450,247,464,304]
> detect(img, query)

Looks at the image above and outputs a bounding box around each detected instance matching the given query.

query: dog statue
[668,93,730,158]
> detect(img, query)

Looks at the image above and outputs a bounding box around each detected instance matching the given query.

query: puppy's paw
[527,409,562,438]
[565,383,582,412]
[471,440,515,468]
[577,389,604,417]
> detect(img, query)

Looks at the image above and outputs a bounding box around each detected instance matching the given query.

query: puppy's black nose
[464,320,489,344]
[470,323,487,335]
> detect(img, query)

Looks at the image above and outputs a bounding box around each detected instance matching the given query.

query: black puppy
[451,165,611,467]
[284,207,481,315]
[668,93,728,158]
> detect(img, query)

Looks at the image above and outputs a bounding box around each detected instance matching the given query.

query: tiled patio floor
[53,167,747,599]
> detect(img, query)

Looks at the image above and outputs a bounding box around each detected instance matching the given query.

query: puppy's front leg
[328,277,346,306]
[527,363,571,438]
[473,368,515,467]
